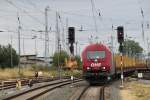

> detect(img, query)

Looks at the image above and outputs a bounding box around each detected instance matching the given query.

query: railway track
[99,86,105,100]
[3,78,83,100]
[0,76,70,91]
[76,85,105,100]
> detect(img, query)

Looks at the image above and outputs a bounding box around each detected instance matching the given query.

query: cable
[19,0,44,14]
[137,0,145,41]
[5,0,45,26]
[57,14,66,50]
[0,15,17,24]
[46,6,149,28]
[0,8,17,13]
[90,0,98,33]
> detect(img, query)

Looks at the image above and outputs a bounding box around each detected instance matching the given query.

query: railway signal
[117,26,124,87]
[68,27,75,55]
[68,27,75,44]
[117,26,124,43]
[117,26,124,53]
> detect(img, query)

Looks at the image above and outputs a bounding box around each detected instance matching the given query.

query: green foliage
[148,52,150,57]
[31,64,37,71]
[52,50,69,67]
[0,44,19,68]
[74,55,82,69]
[31,64,50,72]
[122,39,143,56]
[61,70,82,77]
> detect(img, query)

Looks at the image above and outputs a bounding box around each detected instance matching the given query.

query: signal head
[117,26,124,43]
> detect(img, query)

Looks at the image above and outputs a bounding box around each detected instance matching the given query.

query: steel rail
[27,79,83,100]
[0,76,71,91]
[3,79,82,100]
[76,85,90,100]
[99,86,105,100]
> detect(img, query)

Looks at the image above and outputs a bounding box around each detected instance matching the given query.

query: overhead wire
[2,0,149,39]
[17,0,57,44]
[0,8,17,13]
[0,1,45,38]
[90,0,98,33]
[0,15,17,24]
[137,0,150,53]
[41,6,148,32]
[2,0,149,27]
[5,0,45,26]
[19,0,44,14]
[137,0,145,41]
[0,13,43,30]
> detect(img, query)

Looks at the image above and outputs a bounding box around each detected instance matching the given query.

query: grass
[125,81,150,100]
[0,67,33,79]
[0,67,82,80]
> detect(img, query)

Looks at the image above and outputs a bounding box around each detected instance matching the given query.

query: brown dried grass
[0,67,82,80]
[126,81,150,100]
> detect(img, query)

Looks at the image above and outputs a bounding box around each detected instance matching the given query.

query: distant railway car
[81,43,147,83]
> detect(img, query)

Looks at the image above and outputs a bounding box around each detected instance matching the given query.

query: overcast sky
[0,0,149,56]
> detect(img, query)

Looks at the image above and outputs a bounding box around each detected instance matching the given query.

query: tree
[52,50,69,67]
[0,44,19,68]
[123,39,143,56]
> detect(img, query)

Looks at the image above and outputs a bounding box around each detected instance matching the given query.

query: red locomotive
[81,43,148,84]
[81,43,115,83]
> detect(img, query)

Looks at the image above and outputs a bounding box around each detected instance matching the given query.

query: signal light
[117,26,124,43]
[68,27,75,43]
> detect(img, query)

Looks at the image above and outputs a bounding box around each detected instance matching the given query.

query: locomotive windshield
[87,51,105,59]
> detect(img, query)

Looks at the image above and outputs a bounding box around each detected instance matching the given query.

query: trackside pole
[120,53,124,88]
[116,26,124,88]
[70,75,74,87]
[1,81,4,95]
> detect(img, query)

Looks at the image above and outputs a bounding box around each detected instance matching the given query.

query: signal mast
[117,26,124,87]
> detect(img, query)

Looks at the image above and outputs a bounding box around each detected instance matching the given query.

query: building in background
[20,55,53,67]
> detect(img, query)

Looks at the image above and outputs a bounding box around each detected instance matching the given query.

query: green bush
[52,50,69,67]
[0,44,19,68]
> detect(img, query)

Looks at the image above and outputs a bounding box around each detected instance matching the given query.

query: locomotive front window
[87,51,105,59]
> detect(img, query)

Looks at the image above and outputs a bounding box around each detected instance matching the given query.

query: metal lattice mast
[66,18,70,54]
[55,11,61,79]
[90,0,98,33]
[10,35,13,68]
[55,11,60,52]
[17,14,21,75]
[45,6,49,65]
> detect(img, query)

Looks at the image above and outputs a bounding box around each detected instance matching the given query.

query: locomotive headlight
[87,67,90,70]
[102,67,106,70]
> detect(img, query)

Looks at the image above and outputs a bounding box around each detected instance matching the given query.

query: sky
[0,0,149,56]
